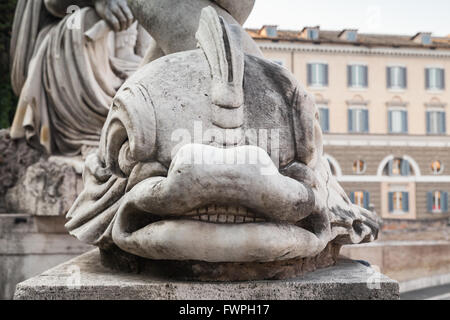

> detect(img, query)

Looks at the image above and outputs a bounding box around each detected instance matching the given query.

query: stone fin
[195,6,244,109]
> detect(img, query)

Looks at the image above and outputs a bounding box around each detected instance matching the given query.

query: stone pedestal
[14,250,399,300]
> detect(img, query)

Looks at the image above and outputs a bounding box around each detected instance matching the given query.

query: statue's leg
[127,0,262,57]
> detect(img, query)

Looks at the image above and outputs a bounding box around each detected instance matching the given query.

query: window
[426,68,445,90]
[426,110,446,135]
[307,63,328,87]
[431,161,443,175]
[348,107,369,133]
[318,106,329,132]
[388,191,409,214]
[350,191,370,209]
[348,65,368,88]
[387,67,407,89]
[308,29,319,40]
[388,109,408,134]
[386,158,411,176]
[265,26,278,37]
[353,160,366,174]
[347,31,358,42]
[427,191,448,213]
[422,34,432,45]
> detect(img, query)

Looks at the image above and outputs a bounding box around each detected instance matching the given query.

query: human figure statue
[9,0,259,156]
[9,0,147,156]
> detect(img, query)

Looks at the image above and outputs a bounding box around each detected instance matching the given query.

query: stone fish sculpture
[66,7,380,281]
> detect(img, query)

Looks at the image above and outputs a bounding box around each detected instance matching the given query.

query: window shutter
[403,67,408,88]
[363,191,370,210]
[388,160,393,176]
[349,192,355,204]
[402,192,409,212]
[440,112,446,134]
[324,64,329,86]
[427,192,433,212]
[402,110,408,133]
[348,109,353,132]
[443,192,449,213]
[440,69,445,89]
[324,108,330,132]
[401,159,410,176]
[363,109,369,133]
[426,111,431,134]
[307,64,312,85]
[347,65,352,87]
[425,68,430,89]
[387,67,391,88]
[388,111,393,133]
[363,66,369,87]
[388,192,394,212]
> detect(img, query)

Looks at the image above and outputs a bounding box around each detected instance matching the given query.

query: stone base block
[14,249,399,300]
[0,214,92,300]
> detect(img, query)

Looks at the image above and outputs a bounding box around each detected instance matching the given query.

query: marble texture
[65,7,380,279]
[14,250,399,300]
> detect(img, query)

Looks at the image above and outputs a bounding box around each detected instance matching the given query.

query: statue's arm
[44,0,134,31]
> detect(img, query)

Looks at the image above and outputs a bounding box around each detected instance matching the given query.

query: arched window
[383,157,413,176]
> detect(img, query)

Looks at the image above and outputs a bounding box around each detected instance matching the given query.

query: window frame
[307,62,329,88]
[426,67,445,91]
[348,64,369,89]
[387,66,407,90]
[388,107,408,134]
[427,190,449,214]
[317,104,330,133]
[348,106,369,133]
[353,159,366,175]
[431,160,444,175]
[426,109,446,135]
[388,190,410,215]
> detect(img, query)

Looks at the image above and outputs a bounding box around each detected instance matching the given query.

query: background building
[248,26,450,226]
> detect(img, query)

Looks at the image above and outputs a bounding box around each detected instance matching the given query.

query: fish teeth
[185,206,267,224]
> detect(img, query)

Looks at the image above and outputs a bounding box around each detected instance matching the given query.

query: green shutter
[443,192,449,213]
[388,192,394,212]
[427,192,433,213]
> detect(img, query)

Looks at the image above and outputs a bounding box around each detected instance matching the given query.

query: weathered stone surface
[99,243,341,281]
[10,0,145,155]
[0,130,42,211]
[0,214,92,300]
[5,157,84,216]
[14,250,399,300]
[65,6,380,280]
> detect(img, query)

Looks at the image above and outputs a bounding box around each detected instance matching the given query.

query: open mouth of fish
[111,144,328,263]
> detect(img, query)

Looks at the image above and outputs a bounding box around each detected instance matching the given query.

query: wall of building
[0,214,92,300]
[260,44,450,136]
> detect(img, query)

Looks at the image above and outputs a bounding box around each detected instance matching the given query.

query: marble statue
[9,0,147,156]
[66,4,380,281]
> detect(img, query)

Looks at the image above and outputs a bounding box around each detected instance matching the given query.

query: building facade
[248,26,450,223]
